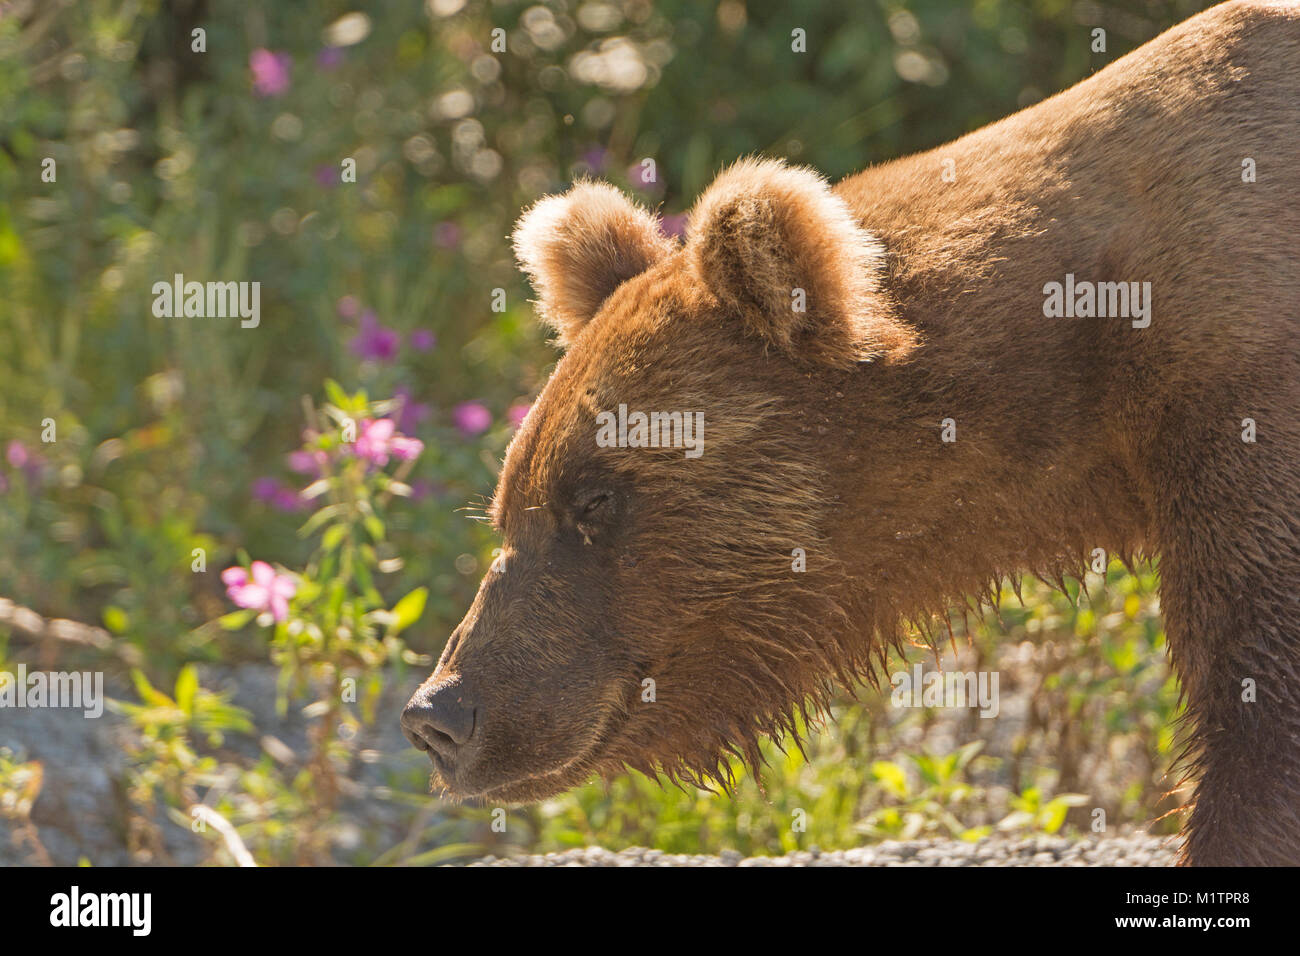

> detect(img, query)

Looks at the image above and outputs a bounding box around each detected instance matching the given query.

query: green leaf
[870,760,908,798]
[327,579,346,623]
[174,665,199,715]
[323,379,350,410]
[130,669,172,708]
[321,523,347,553]
[389,587,428,635]
[102,606,129,634]
[1041,800,1070,833]
[218,609,256,631]
[299,503,343,538]
[398,842,485,867]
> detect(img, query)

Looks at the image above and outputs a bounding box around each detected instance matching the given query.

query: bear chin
[427,726,626,805]
[430,758,605,806]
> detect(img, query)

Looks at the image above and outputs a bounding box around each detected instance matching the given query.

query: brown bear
[403,0,1300,866]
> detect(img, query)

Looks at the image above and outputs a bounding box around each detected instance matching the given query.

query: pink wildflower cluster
[351,418,423,467]
[221,561,297,622]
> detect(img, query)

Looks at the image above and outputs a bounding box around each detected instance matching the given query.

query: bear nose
[401,681,477,757]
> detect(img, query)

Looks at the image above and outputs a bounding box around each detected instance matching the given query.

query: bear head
[402,157,917,801]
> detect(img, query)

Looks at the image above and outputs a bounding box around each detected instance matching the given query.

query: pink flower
[317,46,345,70]
[452,401,492,437]
[6,440,29,468]
[271,487,306,513]
[394,385,432,434]
[250,49,292,97]
[5,440,44,488]
[627,161,652,185]
[580,145,609,174]
[409,329,437,352]
[354,418,394,464]
[221,561,297,622]
[287,449,328,477]
[251,476,281,502]
[391,436,423,460]
[349,310,400,361]
[659,212,688,239]
[252,475,307,512]
[507,403,531,429]
[627,161,664,195]
[352,418,423,467]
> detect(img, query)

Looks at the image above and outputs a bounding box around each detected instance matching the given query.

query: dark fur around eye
[579,491,612,518]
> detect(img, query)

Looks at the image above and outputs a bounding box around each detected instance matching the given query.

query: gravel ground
[467,833,1179,866]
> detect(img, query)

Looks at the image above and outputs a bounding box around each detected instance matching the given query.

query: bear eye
[578,491,612,519]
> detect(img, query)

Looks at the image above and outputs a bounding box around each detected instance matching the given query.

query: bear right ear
[686,157,910,367]
[512,181,676,347]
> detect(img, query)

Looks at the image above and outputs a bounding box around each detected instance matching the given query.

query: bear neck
[809,128,1154,626]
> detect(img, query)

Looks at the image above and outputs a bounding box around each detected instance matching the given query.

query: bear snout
[401,679,478,771]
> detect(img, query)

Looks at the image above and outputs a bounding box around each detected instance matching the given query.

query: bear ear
[686,157,908,367]
[512,181,677,346]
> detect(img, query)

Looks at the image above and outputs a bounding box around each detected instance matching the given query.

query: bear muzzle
[401,677,478,781]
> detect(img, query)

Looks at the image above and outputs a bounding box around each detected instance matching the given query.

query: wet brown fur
[409,1,1300,866]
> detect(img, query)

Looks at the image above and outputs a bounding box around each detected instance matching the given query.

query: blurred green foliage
[0,0,1201,864]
